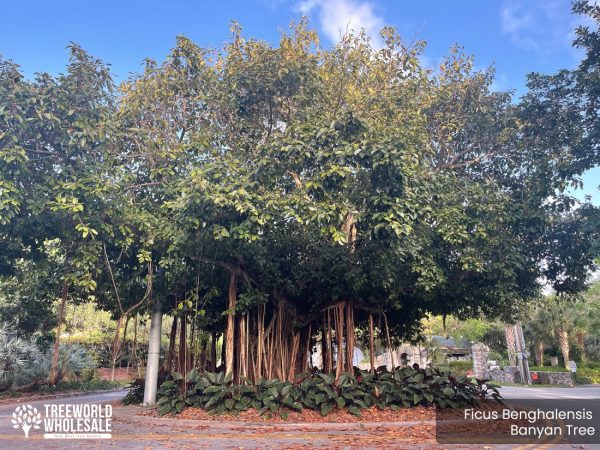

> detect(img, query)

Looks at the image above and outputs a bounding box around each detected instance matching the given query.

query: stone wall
[489,366,521,384]
[531,371,574,386]
[471,343,489,379]
[489,367,574,386]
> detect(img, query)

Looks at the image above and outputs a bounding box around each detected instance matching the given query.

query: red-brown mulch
[143,405,436,422]
[139,400,509,423]
[116,403,520,448]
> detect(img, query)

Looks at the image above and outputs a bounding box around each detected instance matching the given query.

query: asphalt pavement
[500,384,600,399]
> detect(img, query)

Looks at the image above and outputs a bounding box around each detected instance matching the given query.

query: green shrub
[80,368,96,382]
[582,361,600,369]
[575,375,593,384]
[153,366,502,417]
[122,378,145,405]
[156,378,185,415]
[576,368,600,384]
[254,377,303,417]
[188,371,254,416]
[180,370,302,418]
[37,379,120,393]
[447,360,472,375]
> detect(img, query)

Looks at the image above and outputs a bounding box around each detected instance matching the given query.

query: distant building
[430,336,471,361]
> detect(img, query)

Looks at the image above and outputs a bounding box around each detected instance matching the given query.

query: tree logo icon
[11,405,42,438]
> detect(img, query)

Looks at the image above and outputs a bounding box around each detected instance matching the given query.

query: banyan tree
[2,16,598,402]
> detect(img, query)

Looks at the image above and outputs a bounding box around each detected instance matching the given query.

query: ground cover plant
[153,366,501,417]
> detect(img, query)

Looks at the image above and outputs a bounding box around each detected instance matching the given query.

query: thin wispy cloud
[500,0,591,61]
[296,0,385,47]
[500,3,532,35]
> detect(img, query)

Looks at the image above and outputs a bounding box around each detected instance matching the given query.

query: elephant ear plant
[253,378,303,418]
[154,366,502,417]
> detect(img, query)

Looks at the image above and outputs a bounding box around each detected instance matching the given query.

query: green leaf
[348,405,362,416]
[320,402,333,416]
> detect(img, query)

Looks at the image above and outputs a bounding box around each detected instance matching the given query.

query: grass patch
[529,366,570,372]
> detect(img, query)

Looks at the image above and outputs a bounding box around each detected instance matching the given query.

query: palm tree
[524,307,553,367]
[546,296,578,369]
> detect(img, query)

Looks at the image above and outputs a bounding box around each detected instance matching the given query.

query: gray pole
[514,322,531,385]
[143,295,162,406]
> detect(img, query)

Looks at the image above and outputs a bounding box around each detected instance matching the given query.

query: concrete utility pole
[513,322,532,384]
[143,295,162,406]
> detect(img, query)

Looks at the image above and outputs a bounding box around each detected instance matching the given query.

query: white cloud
[499,0,592,61]
[297,0,385,47]
[500,3,532,35]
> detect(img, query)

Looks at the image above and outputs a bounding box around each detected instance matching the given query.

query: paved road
[0,386,598,449]
[0,389,126,419]
[500,384,600,399]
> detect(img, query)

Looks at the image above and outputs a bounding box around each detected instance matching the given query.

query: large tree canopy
[1,14,598,383]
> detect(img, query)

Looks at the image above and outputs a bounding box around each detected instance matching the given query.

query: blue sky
[1,0,598,202]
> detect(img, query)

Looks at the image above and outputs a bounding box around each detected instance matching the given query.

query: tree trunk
[225,272,238,378]
[178,315,187,375]
[256,305,264,379]
[198,336,207,371]
[277,304,284,381]
[383,312,395,369]
[557,327,570,369]
[49,279,69,385]
[110,314,127,382]
[210,332,217,372]
[327,310,333,373]
[368,313,375,374]
[132,314,139,377]
[335,304,344,381]
[321,325,328,373]
[166,316,178,373]
[239,313,247,382]
[288,331,300,381]
[576,332,586,362]
[179,315,188,397]
[345,303,355,372]
[220,334,226,371]
[535,341,544,367]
